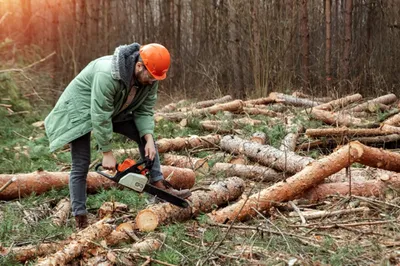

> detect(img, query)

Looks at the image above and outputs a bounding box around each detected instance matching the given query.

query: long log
[383,113,400,126]
[345,94,397,113]
[310,108,363,127]
[35,220,113,265]
[135,177,245,231]
[51,198,71,226]
[301,172,400,202]
[200,118,263,133]
[243,97,274,106]
[163,154,209,173]
[314,93,362,111]
[212,163,284,182]
[280,124,304,152]
[157,134,221,153]
[242,107,281,117]
[195,95,233,108]
[305,126,397,138]
[269,92,321,107]
[292,91,333,102]
[161,165,196,189]
[208,141,400,223]
[220,135,314,174]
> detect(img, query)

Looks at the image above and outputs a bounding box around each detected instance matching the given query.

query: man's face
[135,62,157,86]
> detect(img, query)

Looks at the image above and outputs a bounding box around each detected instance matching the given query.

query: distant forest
[1,0,399,101]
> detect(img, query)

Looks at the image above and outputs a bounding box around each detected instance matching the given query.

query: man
[45,43,191,230]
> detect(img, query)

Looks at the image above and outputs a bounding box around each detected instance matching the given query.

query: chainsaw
[95,158,189,208]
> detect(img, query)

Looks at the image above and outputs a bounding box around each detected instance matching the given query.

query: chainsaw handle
[95,163,119,180]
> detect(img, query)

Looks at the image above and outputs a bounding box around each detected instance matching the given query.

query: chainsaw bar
[143,184,189,208]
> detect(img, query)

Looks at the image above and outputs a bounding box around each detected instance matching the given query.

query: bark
[212,163,284,182]
[155,100,244,122]
[292,91,333,103]
[208,141,400,223]
[310,108,363,127]
[301,172,400,202]
[160,165,196,189]
[383,113,400,126]
[250,132,268,145]
[325,0,332,83]
[51,198,71,226]
[158,102,177,113]
[280,124,304,152]
[0,171,116,200]
[157,134,221,153]
[289,207,370,220]
[220,135,314,174]
[243,107,281,118]
[305,126,397,138]
[98,202,128,219]
[163,154,209,172]
[299,0,310,88]
[326,167,387,183]
[195,95,233,108]
[269,92,320,107]
[342,0,352,80]
[243,97,275,106]
[314,93,362,111]
[135,177,245,231]
[105,222,137,246]
[345,94,397,113]
[200,118,262,133]
[1,242,63,262]
[36,220,113,265]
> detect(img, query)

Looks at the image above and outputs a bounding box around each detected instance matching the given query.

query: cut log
[162,154,209,173]
[161,165,196,189]
[228,155,248,165]
[301,172,400,202]
[105,222,137,246]
[208,141,400,223]
[157,134,221,153]
[326,167,390,183]
[250,132,268,145]
[383,113,400,126]
[158,102,177,113]
[200,118,262,133]
[51,198,71,226]
[1,242,64,263]
[292,91,333,102]
[310,108,363,127]
[220,135,314,174]
[269,92,321,107]
[135,177,245,231]
[305,126,397,138]
[35,220,113,265]
[212,163,284,182]
[345,94,397,113]
[98,202,128,219]
[243,107,281,117]
[280,124,304,152]
[156,100,244,122]
[314,93,362,111]
[195,95,233,108]
[243,97,274,106]
[0,171,116,201]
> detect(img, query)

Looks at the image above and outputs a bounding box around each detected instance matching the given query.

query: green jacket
[44,56,157,152]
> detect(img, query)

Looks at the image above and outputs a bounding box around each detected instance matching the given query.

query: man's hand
[144,134,156,161]
[102,151,116,171]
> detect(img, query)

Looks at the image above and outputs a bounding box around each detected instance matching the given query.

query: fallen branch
[51,198,71,226]
[288,207,370,220]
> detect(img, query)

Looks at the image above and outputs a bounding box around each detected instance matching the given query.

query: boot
[75,214,88,230]
[152,179,192,199]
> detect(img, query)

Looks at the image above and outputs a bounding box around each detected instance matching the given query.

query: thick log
[314,94,362,111]
[156,100,244,121]
[310,108,363,127]
[208,141,400,223]
[160,165,196,189]
[162,154,209,172]
[292,91,333,102]
[36,220,113,265]
[345,94,397,113]
[200,118,262,133]
[0,171,116,200]
[195,95,233,108]
[305,126,397,138]
[243,107,281,117]
[280,124,304,152]
[269,92,321,107]
[243,97,274,106]
[158,103,177,113]
[301,172,400,202]
[383,113,400,126]
[51,198,71,226]
[135,177,245,231]
[157,134,221,153]
[220,135,314,174]
[212,163,284,182]
[98,202,128,219]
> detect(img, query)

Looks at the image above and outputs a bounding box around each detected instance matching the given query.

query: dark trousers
[69,120,163,216]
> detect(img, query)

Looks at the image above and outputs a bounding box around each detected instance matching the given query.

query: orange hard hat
[139,43,171,80]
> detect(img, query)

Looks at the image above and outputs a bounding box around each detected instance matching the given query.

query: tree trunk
[51,198,71,226]
[161,165,196,189]
[212,163,284,182]
[195,95,233,108]
[299,0,310,88]
[305,126,397,138]
[220,135,314,174]
[269,92,320,107]
[301,172,400,202]
[314,93,362,111]
[345,94,397,113]
[310,108,363,127]
[157,134,221,153]
[135,177,245,231]
[162,154,209,173]
[383,113,400,126]
[342,0,352,81]
[200,118,263,133]
[209,141,400,223]
[280,124,304,152]
[242,107,281,118]
[325,0,332,85]
[36,220,113,265]
[243,97,275,106]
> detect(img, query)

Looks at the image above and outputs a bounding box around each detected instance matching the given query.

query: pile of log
[1,92,400,264]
